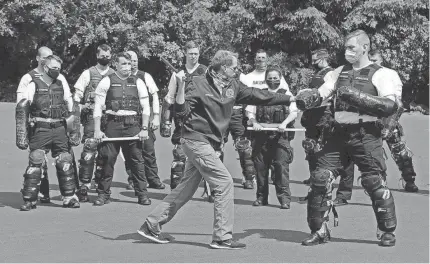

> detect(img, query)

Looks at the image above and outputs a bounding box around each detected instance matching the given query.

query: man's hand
[278,123,288,132]
[151,115,160,130]
[253,122,263,131]
[94,130,106,143]
[138,129,149,141]
[175,71,186,84]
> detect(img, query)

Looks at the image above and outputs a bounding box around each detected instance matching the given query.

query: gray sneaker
[209,239,246,250]
[137,222,170,244]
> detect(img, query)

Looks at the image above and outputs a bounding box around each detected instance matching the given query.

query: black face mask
[97,58,111,66]
[312,63,321,71]
[45,67,60,80]
[266,80,280,90]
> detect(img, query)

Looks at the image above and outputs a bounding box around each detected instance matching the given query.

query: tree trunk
[65,45,89,75]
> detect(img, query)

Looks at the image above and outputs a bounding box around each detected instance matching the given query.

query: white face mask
[345,50,360,64]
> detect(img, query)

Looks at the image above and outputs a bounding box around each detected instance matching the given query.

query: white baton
[247,127,306,132]
[101,137,140,142]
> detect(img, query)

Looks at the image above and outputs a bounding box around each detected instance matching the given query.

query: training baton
[159,56,179,73]
[247,123,305,132]
[101,137,140,142]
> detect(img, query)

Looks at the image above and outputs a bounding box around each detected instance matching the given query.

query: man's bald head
[126,50,139,72]
[36,46,53,67]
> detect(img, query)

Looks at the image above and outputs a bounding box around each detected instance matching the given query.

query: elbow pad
[296,88,322,111]
[338,86,398,118]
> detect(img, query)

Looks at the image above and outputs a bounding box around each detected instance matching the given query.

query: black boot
[20,201,37,211]
[78,185,90,202]
[379,232,396,247]
[63,196,80,208]
[404,181,418,192]
[252,197,268,206]
[148,181,166,190]
[93,194,111,206]
[126,180,134,190]
[302,224,331,246]
[138,195,151,205]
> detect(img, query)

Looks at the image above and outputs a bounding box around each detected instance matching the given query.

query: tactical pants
[308,122,397,233]
[125,129,161,185]
[252,133,292,205]
[146,138,234,241]
[97,116,148,198]
[24,123,76,201]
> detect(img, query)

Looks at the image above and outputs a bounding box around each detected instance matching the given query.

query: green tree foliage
[0,0,428,106]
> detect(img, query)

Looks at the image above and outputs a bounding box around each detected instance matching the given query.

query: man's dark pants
[125,129,161,185]
[97,115,148,198]
[252,133,292,204]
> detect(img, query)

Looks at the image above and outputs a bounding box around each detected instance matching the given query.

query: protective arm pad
[67,101,82,146]
[16,99,30,150]
[337,86,398,117]
[296,89,322,111]
[161,99,173,124]
[380,96,404,139]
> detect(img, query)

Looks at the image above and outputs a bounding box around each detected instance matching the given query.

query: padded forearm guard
[16,99,30,150]
[296,89,322,111]
[380,96,404,139]
[160,100,173,138]
[67,101,82,146]
[337,86,398,118]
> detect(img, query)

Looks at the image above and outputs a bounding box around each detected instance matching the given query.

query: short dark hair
[114,52,131,62]
[369,49,381,57]
[345,29,370,46]
[42,54,63,66]
[97,44,112,55]
[184,41,199,52]
[265,64,282,79]
[210,50,238,71]
[311,48,329,59]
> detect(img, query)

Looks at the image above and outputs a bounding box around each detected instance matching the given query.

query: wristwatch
[142,126,148,131]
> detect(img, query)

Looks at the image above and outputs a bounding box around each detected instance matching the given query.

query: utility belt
[106,114,139,125]
[31,118,65,129]
[302,122,336,155]
[334,120,382,137]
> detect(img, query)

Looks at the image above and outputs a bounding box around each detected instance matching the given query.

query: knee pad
[21,164,43,202]
[172,145,186,162]
[78,139,98,184]
[311,169,336,189]
[388,140,416,179]
[307,189,332,233]
[360,173,385,194]
[372,186,397,233]
[55,152,76,196]
[29,149,45,166]
[235,138,251,153]
[170,161,185,189]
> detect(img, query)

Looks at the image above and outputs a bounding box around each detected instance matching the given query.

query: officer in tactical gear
[93,52,151,206]
[160,41,207,190]
[332,49,419,205]
[296,30,399,247]
[16,46,80,204]
[301,49,335,186]
[124,51,165,190]
[246,65,298,209]
[73,44,115,202]
[16,55,80,210]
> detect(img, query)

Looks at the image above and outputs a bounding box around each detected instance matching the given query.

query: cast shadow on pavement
[0,191,63,209]
[85,231,210,249]
[232,228,379,245]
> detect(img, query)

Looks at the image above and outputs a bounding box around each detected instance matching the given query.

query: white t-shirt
[242,69,294,119]
[73,66,113,103]
[164,63,202,104]
[93,73,150,118]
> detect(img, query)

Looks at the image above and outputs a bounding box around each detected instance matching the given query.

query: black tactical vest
[105,73,140,112]
[29,71,67,119]
[256,88,292,125]
[82,66,115,104]
[309,67,333,88]
[335,64,381,113]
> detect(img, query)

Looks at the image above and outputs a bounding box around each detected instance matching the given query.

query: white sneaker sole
[137,230,170,244]
[209,243,245,250]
